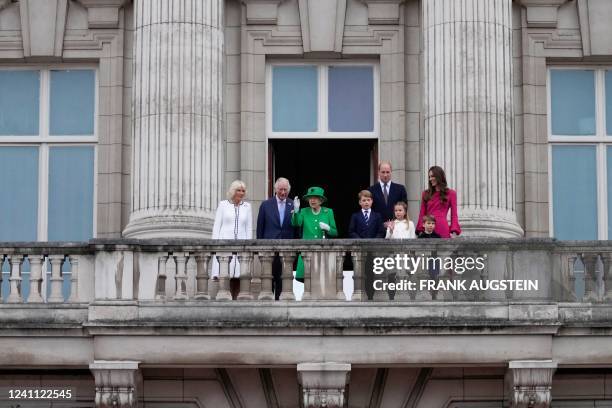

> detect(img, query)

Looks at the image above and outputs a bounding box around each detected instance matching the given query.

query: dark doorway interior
[270,139,377,238]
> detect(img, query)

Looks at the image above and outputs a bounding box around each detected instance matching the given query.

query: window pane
[50,70,95,135]
[608,146,612,238]
[0,70,40,135]
[272,66,318,132]
[607,70,612,135]
[552,145,597,240]
[328,66,374,132]
[48,146,94,241]
[0,147,39,241]
[550,70,596,135]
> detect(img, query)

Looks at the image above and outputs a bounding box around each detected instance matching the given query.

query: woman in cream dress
[212,180,252,298]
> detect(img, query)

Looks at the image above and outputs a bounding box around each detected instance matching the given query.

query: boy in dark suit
[348,190,386,239]
[349,190,386,300]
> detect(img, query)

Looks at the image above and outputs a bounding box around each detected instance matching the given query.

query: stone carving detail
[507,360,557,408]
[298,363,351,408]
[90,361,140,408]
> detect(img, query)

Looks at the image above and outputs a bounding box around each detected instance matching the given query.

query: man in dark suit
[368,161,408,227]
[256,177,295,300]
[348,190,386,239]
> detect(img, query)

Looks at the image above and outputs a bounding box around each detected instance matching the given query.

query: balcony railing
[1,239,612,305]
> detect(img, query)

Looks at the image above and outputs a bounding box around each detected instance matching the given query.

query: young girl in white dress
[212,180,252,298]
[385,201,416,239]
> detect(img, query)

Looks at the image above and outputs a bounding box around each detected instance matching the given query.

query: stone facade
[1,0,612,407]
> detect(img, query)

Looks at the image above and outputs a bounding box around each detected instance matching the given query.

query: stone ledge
[1,302,612,335]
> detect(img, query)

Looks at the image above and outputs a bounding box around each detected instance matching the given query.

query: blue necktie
[363,210,369,224]
[279,201,285,226]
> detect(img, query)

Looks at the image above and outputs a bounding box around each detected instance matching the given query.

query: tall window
[0,67,96,301]
[267,63,378,138]
[549,68,612,239]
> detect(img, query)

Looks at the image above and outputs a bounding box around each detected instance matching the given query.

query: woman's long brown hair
[424,166,449,203]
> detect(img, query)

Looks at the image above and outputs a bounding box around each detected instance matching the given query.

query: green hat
[303,186,327,202]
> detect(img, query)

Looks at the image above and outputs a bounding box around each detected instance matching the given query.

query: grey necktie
[383,183,389,205]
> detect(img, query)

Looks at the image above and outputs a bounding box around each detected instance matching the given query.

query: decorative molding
[75,0,130,29]
[517,0,570,28]
[359,0,405,25]
[577,0,612,56]
[90,360,141,408]
[506,360,557,408]
[298,0,346,53]
[241,0,284,25]
[297,363,351,408]
[19,0,69,57]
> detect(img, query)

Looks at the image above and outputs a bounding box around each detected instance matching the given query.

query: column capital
[297,362,351,408]
[90,360,141,408]
[507,360,557,408]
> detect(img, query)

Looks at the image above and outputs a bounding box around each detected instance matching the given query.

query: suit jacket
[256,197,295,239]
[368,181,408,222]
[348,210,385,239]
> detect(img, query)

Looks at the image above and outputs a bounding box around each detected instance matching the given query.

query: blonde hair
[227,180,247,200]
[394,201,409,221]
[358,190,372,200]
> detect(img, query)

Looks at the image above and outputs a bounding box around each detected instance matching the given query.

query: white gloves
[319,222,330,231]
[293,196,300,212]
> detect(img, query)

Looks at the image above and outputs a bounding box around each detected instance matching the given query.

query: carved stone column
[123,0,224,238]
[297,363,351,408]
[90,361,141,408]
[507,360,557,408]
[422,0,523,237]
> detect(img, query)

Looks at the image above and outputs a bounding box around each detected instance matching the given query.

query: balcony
[1,238,612,368]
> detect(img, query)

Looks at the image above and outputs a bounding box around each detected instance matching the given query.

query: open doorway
[269,139,378,238]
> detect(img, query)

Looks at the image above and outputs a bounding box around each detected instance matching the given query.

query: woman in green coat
[291,186,338,281]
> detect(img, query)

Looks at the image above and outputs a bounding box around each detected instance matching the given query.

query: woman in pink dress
[416,166,461,238]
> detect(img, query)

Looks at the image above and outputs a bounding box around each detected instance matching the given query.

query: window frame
[265,60,380,139]
[0,64,98,241]
[547,66,611,240]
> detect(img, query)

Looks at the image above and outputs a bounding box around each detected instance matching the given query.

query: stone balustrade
[1,239,612,305]
[0,243,94,304]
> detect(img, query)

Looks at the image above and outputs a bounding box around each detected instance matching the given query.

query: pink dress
[416,189,461,238]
